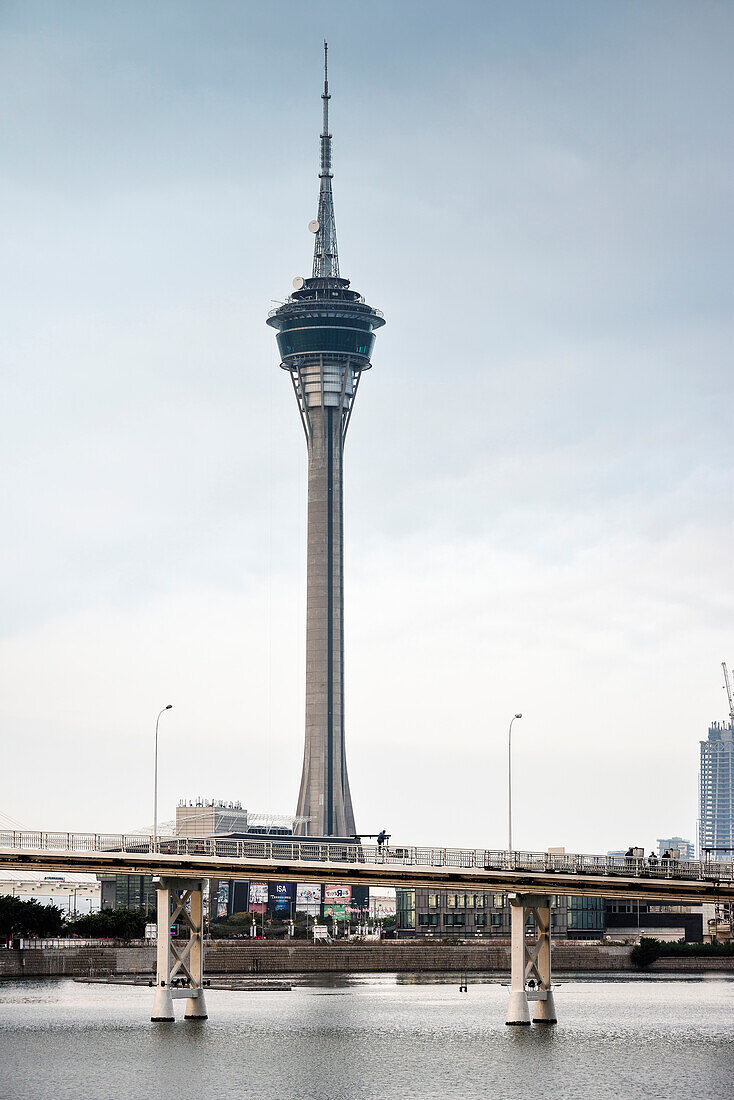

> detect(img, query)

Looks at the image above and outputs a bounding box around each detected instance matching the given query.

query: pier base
[151,984,174,1022]
[151,877,208,1022]
[505,893,557,1026]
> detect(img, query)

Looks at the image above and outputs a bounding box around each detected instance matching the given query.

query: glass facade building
[114,874,154,912]
[566,895,605,935]
[699,721,734,861]
[396,889,573,939]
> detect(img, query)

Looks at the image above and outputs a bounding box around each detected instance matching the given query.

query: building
[175,799,249,837]
[1,876,100,916]
[604,899,702,943]
[107,874,154,912]
[106,798,262,913]
[699,721,734,860]
[266,44,385,837]
[395,889,703,943]
[656,837,695,860]
[396,890,573,939]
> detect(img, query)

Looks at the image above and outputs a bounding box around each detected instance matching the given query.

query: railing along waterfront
[0,830,732,884]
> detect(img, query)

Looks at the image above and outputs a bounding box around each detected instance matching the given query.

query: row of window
[427,893,563,909]
[418,912,562,929]
[419,913,506,928]
[277,327,376,358]
[429,893,507,909]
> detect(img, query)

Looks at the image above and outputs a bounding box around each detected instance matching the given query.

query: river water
[0,975,732,1099]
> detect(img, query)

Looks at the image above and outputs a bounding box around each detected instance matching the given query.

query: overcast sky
[1,1,732,855]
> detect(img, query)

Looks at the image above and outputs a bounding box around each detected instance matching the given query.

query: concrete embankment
[2,942,733,979]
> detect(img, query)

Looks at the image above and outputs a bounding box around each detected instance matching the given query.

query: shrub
[630,937,661,968]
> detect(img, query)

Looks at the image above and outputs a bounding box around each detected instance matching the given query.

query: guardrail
[1,831,732,884]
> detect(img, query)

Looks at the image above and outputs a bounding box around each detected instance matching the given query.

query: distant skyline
[1,1,733,853]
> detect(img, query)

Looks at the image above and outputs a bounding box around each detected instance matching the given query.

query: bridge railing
[0,831,732,884]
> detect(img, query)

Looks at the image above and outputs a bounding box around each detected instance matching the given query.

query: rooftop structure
[175,799,249,838]
[175,799,306,837]
[266,44,385,836]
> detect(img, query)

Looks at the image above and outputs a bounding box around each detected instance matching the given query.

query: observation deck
[267,276,385,367]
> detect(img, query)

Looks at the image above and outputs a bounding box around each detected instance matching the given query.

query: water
[0,975,732,1099]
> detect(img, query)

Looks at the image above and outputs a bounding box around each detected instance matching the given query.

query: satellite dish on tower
[292,276,304,290]
[308,220,320,233]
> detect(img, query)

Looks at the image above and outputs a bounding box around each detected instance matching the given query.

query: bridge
[3,830,732,1025]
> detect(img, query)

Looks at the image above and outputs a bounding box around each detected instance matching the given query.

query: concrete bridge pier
[505,893,557,1026]
[151,877,208,1022]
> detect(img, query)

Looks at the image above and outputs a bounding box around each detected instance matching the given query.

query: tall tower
[266,44,385,836]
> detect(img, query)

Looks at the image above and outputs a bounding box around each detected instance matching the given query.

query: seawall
[2,942,733,978]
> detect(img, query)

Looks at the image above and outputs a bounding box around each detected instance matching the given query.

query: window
[566,896,604,931]
[277,327,376,359]
[418,913,438,927]
[475,913,487,927]
[443,913,465,927]
[428,893,441,909]
[396,889,415,930]
[491,912,503,927]
[493,894,505,909]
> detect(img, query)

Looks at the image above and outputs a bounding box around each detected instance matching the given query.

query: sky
[1,0,733,855]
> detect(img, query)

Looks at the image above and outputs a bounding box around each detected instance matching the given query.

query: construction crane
[722,661,734,725]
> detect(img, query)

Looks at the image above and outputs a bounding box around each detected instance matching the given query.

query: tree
[65,907,150,940]
[0,895,65,939]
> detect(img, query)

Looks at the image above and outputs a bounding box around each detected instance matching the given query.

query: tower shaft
[298,401,354,836]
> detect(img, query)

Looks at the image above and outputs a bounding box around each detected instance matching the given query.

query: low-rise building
[1,876,100,916]
[656,837,695,860]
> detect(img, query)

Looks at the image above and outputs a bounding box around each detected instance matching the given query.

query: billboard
[268,882,296,915]
[249,882,268,906]
[296,883,322,913]
[324,904,347,921]
[325,884,351,902]
[216,881,230,919]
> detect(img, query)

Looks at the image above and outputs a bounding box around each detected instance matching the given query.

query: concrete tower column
[506,896,531,1025]
[532,899,557,1024]
[297,401,355,837]
[151,879,174,1022]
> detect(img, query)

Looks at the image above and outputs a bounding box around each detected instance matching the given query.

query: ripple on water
[0,977,732,1100]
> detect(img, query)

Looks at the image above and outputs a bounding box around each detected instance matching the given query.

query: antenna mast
[312,40,339,278]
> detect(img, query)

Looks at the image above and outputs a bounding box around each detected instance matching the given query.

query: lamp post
[508,713,523,854]
[153,705,173,847]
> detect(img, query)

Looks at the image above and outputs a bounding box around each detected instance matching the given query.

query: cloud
[0,1,732,853]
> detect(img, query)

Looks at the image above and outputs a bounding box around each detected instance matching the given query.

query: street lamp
[508,713,523,854]
[153,705,173,846]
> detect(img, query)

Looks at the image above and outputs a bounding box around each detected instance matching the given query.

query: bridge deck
[1,832,732,903]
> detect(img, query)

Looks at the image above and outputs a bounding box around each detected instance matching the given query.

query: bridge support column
[505,893,557,1026]
[151,877,208,1023]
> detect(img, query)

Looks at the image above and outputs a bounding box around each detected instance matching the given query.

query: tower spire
[313,40,339,279]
